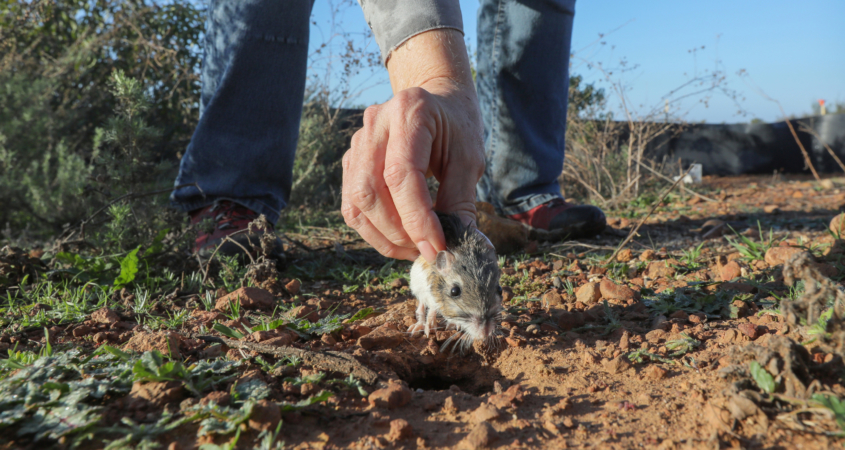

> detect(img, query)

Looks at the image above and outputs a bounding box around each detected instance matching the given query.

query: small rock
[619,331,631,350]
[358,326,404,350]
[289,305,318,321]
[443,396,458,414]
[300,383,320,397]
[720,261,742,281]
[124,332,182,359]
[639,249,656,261]
[92,332,115,344]
[200,391,231,406]
[251,330,276,343]
[261,333,296,347]
[284,279,301,295]
[321,334,337,346]
[91,308,120,325]
[668,310,689,321]
[387,419,414,442]
[616,248,634,262]
[650,315,669,331]
[552,276,563,289]
[557,311,585,331]
[647,260,677,278]
[541,291,563,307]
[488,384,524,409]
[737,323,761,339]
[645,365,668,380]
[215,287,275,311]
[599,279,638,302]
[688,313,706,324]
[462,422,498,449]
[72,325,93,337]
[603,356,632,374]
[248,399,281,432]
[576,282,601,304]
[763,205,780,214]
[191,310,225,324]
[369,382,412,409]
[472,403,502,423]
[645,329,667,343]
[830,213,845,237]
[129,381,184,408]
[389,278,408,289]
[764,247,806,267]
[505,336,526,347]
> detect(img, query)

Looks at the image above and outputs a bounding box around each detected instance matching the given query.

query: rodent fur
[409,212,503,351]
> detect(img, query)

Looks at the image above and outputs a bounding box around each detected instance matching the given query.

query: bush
[0,0,202,238]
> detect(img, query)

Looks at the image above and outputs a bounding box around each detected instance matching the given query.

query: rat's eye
[450,286,461,297]
[496,285,503,295]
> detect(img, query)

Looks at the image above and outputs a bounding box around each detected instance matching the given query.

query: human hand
[341,30,484,262]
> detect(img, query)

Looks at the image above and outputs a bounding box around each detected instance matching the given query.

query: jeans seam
[487,0,505,212]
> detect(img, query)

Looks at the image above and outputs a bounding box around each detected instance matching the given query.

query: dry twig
[195,335,379,384]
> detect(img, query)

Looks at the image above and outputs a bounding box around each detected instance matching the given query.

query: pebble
[737,323,761,339]
[368,382,412,409]
[831,213,845,237]
[462,422,498,449]
[616,248,634,262]
[575,282,601,304]
[764,247,806,267]
[552,276,563,289]
[284,279,301,295]
[387,419,414,442]
[719,261,742,281]
[645,365,668,380]
[599,279,637,302]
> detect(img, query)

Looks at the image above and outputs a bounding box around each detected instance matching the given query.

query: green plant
[665,333,701,357]
[749,361,777,394]
[726,222,778,262]
[811,393,845,433]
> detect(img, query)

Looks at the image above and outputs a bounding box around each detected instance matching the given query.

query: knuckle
[383,162,410,190]
[362,105,380,128]
[400,210,429,236]
[349,184,378,211]
[341,202,364,228]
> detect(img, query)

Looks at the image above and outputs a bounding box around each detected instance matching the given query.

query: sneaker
[507,198,606,240]
[190,201,284,262]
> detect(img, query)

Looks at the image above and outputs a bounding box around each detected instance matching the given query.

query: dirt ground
[2,174,845,449]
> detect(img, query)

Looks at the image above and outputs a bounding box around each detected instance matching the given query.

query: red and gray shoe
[190,201,284,262]
[507,198,606,240]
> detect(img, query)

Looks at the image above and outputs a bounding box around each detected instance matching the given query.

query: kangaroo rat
[409,212,503,351]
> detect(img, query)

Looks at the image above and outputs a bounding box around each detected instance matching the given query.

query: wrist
[387,28,475,95]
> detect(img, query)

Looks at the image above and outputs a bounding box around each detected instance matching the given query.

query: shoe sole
[525,220,607,241]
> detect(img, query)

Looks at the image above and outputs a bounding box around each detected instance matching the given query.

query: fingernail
[417,241,436,263]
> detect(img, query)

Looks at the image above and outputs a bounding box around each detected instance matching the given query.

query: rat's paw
[408,322,426,337]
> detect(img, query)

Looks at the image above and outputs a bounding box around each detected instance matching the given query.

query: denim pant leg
[475,0,576,216]
[170,0,315,224]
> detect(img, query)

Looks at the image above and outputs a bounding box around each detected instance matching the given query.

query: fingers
[342,105,420,261]
[383,89,445,262]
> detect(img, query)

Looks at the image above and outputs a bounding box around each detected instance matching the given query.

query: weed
[726,222,779,262]
[749,360,777,394]
[627,349,676,365]
[665,333,701,357]
[679,242,706,269]
[811,394,845,433]
[201,291,216,311]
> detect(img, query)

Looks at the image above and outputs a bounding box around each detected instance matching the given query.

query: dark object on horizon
[633,114,845,176]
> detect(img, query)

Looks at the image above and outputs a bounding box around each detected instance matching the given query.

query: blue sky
[309,0,844,123]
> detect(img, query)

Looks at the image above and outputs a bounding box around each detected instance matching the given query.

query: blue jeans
[171,0,575,222]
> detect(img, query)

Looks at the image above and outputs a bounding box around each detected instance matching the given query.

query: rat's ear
[434,250,456,275]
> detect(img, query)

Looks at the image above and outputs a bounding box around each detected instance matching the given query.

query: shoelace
[208,202,260,231]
